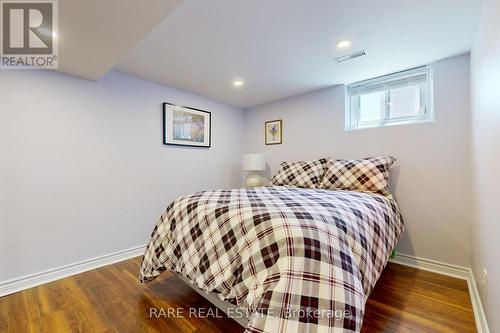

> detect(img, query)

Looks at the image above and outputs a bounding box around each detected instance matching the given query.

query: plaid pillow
[270,158,327,188]
[319,157,396,195]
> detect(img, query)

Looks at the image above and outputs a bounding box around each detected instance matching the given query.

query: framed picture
[265,119,282,145]
[163,102,211,148]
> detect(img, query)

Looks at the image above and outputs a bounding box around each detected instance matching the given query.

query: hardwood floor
[0,259,476,333]
[361,264,476,333]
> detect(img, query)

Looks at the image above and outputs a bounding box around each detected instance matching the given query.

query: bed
[140,185,404,332]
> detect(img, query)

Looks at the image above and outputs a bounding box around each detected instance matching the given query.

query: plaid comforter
[140,186,404,332]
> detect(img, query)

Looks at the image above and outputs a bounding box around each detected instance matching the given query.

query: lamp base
[245,171,264,188]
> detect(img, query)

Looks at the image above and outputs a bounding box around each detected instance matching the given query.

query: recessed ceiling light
[52,32,58,38]
[233,80,244,87]
[336,40,351,48]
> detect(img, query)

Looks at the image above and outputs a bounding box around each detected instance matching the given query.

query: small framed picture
[163,102,211,148]
[265,119,282,145]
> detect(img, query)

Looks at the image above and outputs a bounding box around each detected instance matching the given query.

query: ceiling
[57,0,183,80]
[70,0,482,108]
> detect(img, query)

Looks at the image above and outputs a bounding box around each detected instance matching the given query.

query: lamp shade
[242,153,265,171]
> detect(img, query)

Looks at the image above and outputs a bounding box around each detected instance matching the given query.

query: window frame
[345,65,434,131]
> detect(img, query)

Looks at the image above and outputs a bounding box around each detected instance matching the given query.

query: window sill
[345,118,435,132]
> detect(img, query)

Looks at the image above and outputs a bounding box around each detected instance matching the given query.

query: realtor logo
[0,0,58,68]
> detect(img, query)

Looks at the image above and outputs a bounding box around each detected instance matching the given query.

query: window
[346,65,433,130]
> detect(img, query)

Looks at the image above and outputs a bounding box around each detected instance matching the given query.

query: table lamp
[242,153,265,187]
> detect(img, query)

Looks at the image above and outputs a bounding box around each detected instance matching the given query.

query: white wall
[0,53,479,299]
[0,70,244,282]
[470,0,500,330]
[244,54,472,267]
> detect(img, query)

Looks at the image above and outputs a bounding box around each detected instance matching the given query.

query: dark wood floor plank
[379,264,469,293]
[368,285,474,330]
[0,260,476,333]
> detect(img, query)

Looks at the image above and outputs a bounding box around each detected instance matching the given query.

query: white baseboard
[390,253,490,333]
[390,253,470,279]
[0,245,146,298]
